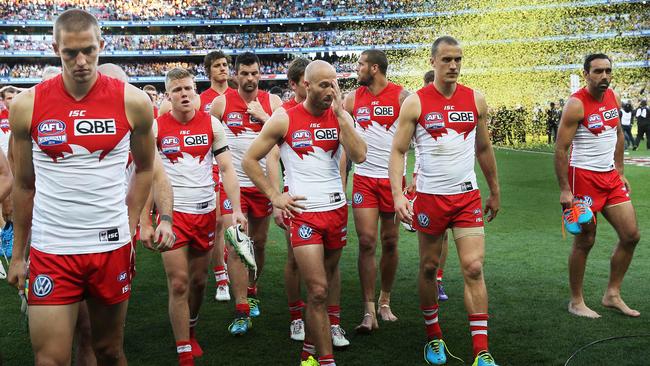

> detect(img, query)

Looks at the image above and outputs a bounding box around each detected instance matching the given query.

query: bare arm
[343,91,355,115]
[474,91,500,222]
[554,97,583,208]
[7,89,34,290]
[210,94,226,120]
[612,92,630,192]
[0,149,12,203]
[389,94,420,224]
[125,85,155,236]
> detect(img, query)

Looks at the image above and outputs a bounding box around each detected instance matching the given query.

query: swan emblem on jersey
[422,111,474,140]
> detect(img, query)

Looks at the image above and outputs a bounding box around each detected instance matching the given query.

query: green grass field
[2,148,649,365]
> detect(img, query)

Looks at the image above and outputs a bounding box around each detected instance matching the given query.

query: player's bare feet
[355,312,378,334]
[378,304,398,322]
[568,301,601,318]
[602,293,640,317]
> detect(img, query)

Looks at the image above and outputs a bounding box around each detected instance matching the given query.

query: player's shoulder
[124,82,151,110]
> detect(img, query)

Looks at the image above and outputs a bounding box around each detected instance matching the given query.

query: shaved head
[42,66,62,81]
[97,63,128,82]
[304,60,336,83]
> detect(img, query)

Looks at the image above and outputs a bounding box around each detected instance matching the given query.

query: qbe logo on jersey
[314,128,338,141]
[292,129,313,148]
[226,112,243,126]
[184,134,209,146]
[32,275,54,298]
[448,111,475,123]
[602,108,619,121]
[424,112,445,130]
[74,119,116,136]
[161,136,181,154]
[373,106,394,117]
[37,119,67,146]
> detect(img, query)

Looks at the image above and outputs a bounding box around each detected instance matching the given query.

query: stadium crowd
[0,0,432,21]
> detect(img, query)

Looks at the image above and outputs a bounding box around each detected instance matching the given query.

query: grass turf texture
[1,148,649,365]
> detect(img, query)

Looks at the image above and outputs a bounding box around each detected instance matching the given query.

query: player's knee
[306,282,329,305]
[358,233,377,253]
[93,344,124,365]
[621,229,640,248]
[462,260,484,281]
[169,275,190,298]
[190,274,207,291]
[34,354,69,366]
[380,233,398,254]
[420,260,439,280]
[574,233,596,250]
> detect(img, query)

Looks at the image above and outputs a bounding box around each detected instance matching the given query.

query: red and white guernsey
[353,82,403,178]
[281,104,345,212]
[282,98,300,111]
[200,87,235,113]
[569,87,620,172]
[31,73,131,255]
[156,109,227,214]
[415,83,478,195]
[0,108,10,155]
[222,90,273,187]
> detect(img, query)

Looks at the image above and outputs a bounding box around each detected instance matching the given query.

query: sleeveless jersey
[282,98,300,110]
[0,108,10,155]
[569,88,620,172]
[221,90,273,187]
[156,110,226,214]
[30,73,131,255]
[414,83,478,195]
[281,104,345,212]
[353,82,403,178]
[200,87,235,113]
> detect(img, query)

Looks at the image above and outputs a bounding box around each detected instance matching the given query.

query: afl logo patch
[32,275,54,298]
[417,213,430,228]
[353,192,363,205]
[37,119,67,146]
[356,107,371,122]
[161,136,181,154]
[298,224,313,240]
[223,199,232,210]
[424,112,445,130]
[587,114,603,129]
[226,112,243,126]
[292,129,312,148]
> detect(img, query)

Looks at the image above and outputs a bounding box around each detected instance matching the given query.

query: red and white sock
[235,303,250,317]
[289,300,304,321]
[436,269,444,282]
[213,266,229,286]
[176,340,194,366]
[327,305,341,326]
[301,341,316,361]
[422,304,443,340]
[318,354,336,365]
[469,313,489,357]
[189,317,203,357]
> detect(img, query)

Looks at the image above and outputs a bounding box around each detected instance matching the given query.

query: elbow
[352,143,367,164]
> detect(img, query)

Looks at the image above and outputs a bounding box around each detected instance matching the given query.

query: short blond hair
[165,68,194,91]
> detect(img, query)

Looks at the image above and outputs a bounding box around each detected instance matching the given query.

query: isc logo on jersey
[602,108,618,121]
[161,136,181,154]
[356,107,371,122]
[292,129,312,148]
[373,106,394,117]
[184,134,209,146]
[314,128,338,141]
[424,112,445,130]
[74,119,116,136]
[37,119,67,146]
[587,114,603,129]
[226,112,243,126]
[448,111,475,123]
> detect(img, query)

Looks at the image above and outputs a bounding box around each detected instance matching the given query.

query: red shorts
[352,174,404,213]
[569,166,630,213]
[166,210,217,252]
[412,190,483,235]
[219,184,272,218]
[289,205,348,250]
[28,244,135,306]
[212,164,220,191]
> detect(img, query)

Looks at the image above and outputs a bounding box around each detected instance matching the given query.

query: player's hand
[2,197,12,222]
[484,193,500,222]
[271,192,306,218]
[394,195,413,225]
[406,179,416,194]
[7,257,26,291]
[247,99,269,123]
[273,207,289,230]
[620,174,632,194]
[560,189,574,210]
[153,220,175,250]
[232,209,248,232]
[331,79,345,116]
[139,222,156,250]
